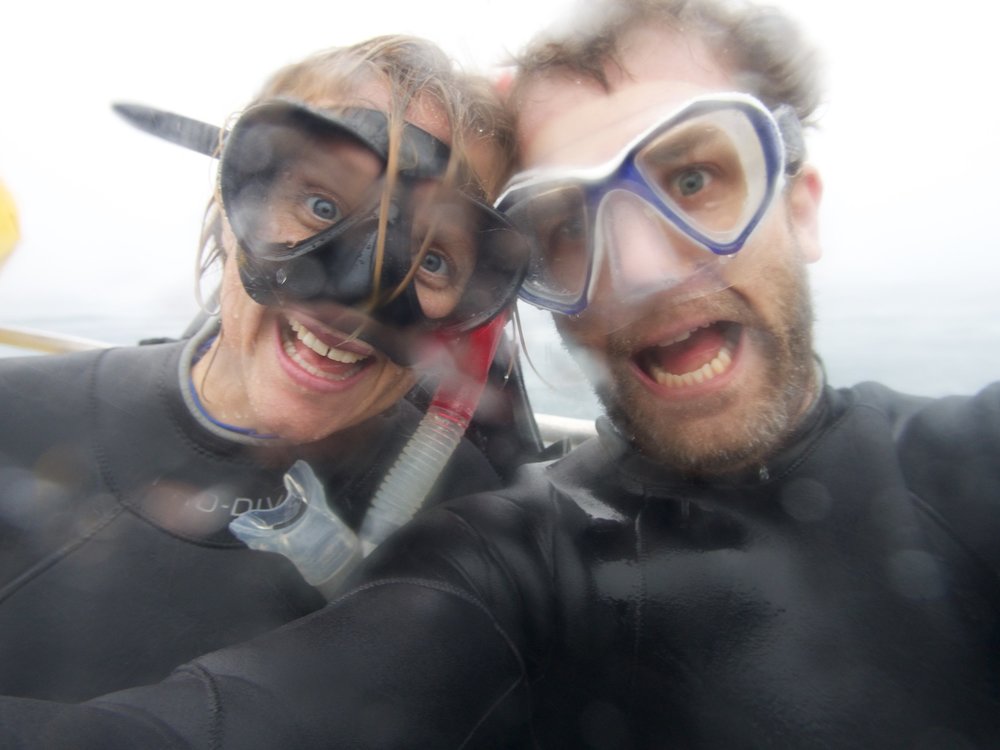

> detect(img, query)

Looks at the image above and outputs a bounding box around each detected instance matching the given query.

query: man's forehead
[516,27,736,169]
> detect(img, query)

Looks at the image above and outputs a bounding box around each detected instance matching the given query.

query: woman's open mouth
[634,321,742,388]
[279,314,373,382]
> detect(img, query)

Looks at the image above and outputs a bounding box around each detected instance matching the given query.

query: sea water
[1,267,997,422]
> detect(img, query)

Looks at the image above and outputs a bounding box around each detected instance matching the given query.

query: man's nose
[598,190,704,292]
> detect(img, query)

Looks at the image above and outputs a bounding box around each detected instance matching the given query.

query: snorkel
[114,101,528,594]
[359,311,508,552]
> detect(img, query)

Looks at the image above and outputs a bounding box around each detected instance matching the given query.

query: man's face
[516,27,823,475]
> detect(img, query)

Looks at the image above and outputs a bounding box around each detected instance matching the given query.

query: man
[0,0,997,747]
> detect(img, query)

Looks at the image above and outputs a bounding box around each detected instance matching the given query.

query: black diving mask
[218,100,528,355]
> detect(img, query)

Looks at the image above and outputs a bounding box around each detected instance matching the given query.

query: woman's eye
[673,168,710,197]
[420,250,449,276]
[307,196,341,223]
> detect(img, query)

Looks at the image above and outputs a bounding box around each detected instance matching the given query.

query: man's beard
[589,254,818,478]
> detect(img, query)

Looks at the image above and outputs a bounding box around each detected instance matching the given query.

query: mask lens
[636,108,769,247]
[222,111,383,260]
[595,189,734,307]
[411,193,529,331]
[504,183,591,311]
[221,100,528,339]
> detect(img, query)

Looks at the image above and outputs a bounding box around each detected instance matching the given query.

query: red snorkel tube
[358,312,509,554]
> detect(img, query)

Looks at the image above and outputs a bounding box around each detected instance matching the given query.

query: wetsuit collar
[594,359,840,492]
[178,317,282,447]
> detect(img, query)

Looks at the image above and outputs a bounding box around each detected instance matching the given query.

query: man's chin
[599,370,809,478]
[607,408,745,477]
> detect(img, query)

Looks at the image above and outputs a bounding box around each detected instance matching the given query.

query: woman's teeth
[287,317,364,364]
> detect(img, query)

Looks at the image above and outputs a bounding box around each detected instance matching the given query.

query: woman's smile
[276,313,373,387]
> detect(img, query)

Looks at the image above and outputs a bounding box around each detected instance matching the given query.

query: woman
[0,35,528,702]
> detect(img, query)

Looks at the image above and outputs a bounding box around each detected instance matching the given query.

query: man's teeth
[659,329,693,347]
[287,318,364,364]
[649,341,734,389]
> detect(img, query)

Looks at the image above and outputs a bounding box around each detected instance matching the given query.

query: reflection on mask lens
[413,197,530,330]
[411,196,478,321]
[595,189,729,304]
[505,184,591,308]
[228,124,383,257]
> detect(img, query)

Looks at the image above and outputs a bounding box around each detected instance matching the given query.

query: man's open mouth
[635,321,741,388]
[280,315,372,381]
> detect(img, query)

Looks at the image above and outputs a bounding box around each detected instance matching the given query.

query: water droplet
[276,268,288,285]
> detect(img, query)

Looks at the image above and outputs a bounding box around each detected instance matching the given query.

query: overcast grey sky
[1,0,997,415]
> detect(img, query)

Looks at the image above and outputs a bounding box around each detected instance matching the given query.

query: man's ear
[786,164,823,263]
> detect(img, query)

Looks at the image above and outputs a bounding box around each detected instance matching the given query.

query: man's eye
[673,168,710,197]
[545,213,586,253]
[307,196,342,223]
[558,215,586,240]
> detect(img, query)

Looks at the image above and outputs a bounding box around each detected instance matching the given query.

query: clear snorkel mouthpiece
[229,460,362,599]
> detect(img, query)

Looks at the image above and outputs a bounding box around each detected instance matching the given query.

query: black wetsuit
[0,382,998,748]
[0,333,500,702]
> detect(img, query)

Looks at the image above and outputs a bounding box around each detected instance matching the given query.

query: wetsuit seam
[447,492,561,679]
[0,503,127,604]
[0,349,141,603]
[457,675,527,749]
[333,577,530,745]
[90,346,136,522]
[85,701,189,749]
[88,664,222,749]
[179,663,225,750]
[90,348,247,549]
[441,497,538,628]
[629,500,649,700]
[332,577,526,670]
[909,489,1000,591]
[543,486,565,677]
[763,399,855,483]
[852,400,893,421]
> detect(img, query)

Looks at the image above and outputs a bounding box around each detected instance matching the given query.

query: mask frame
[220,100,529,350]
[496,93,801,316]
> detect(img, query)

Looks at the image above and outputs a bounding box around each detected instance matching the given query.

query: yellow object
[0,179,20,264]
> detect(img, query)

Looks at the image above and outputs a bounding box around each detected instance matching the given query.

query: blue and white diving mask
[496,93,803,318]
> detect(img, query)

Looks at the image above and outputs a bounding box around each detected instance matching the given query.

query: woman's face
[193,86,501,444]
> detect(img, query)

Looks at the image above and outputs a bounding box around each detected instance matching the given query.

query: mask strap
[773,105,805,175]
